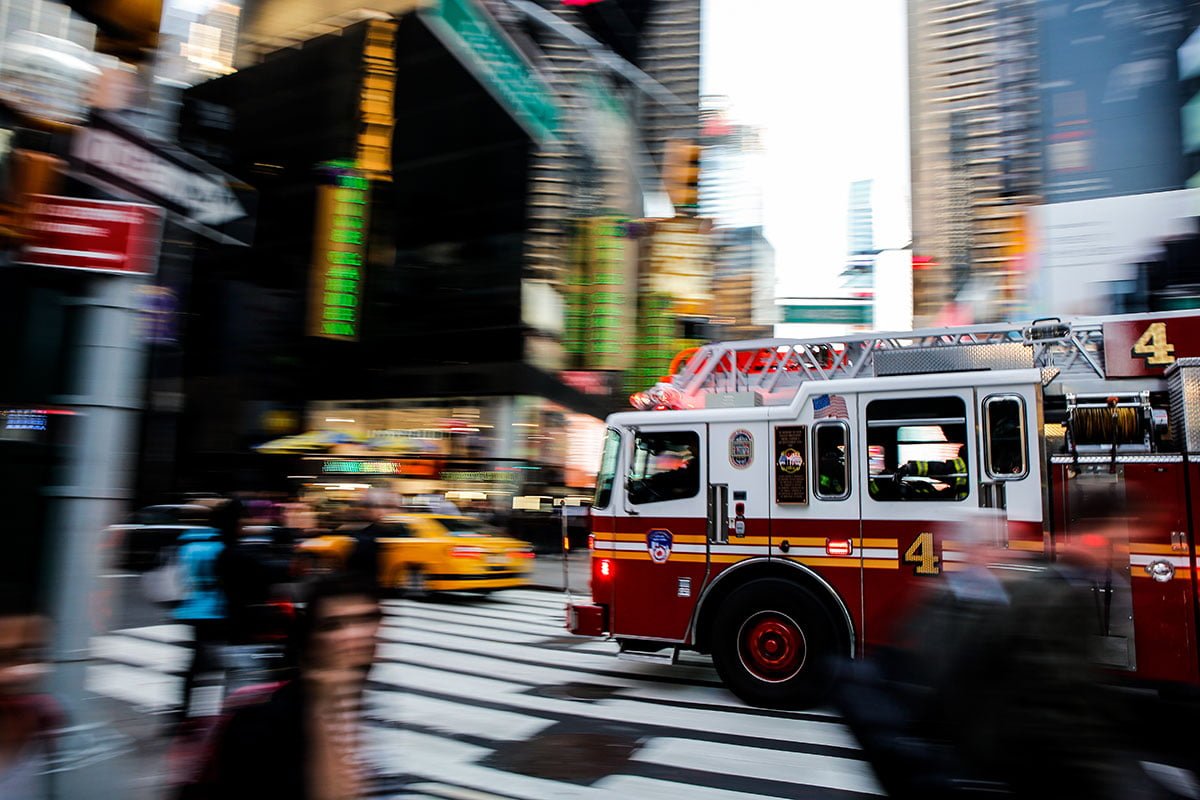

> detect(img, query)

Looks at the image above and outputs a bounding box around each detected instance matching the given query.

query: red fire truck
[567,311,1200,708]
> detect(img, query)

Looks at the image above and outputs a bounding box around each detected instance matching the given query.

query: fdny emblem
[778,448,804,474]
[647,529,673,563]
[729,429,754,469]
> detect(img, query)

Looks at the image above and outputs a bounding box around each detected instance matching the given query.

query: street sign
[70,113,254,244]
[423,0,561,145]
[17,195,163,276]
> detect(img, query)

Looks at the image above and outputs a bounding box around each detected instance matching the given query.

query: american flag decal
[813,394,849,419]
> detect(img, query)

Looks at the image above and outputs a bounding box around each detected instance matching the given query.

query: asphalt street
[84,586,885,799]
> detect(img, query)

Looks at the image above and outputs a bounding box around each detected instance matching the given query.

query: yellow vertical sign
[357,19,396,182]
[309,164,370,340]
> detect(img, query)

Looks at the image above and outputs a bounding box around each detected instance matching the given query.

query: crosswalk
[88,588,883,799]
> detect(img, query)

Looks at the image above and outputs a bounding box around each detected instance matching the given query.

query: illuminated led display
[322,460,399,475]
[309,163,370,340]
[357,20,396,182]
[585,217,628,370]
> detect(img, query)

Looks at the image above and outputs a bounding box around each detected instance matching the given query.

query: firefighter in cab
[895,446,969,500]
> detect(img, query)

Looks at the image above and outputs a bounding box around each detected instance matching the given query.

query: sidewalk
[529,550,590,593]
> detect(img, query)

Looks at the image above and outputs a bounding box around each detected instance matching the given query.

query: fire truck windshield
[593,429,621,509]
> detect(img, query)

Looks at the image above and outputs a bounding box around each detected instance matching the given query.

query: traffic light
[664,140,701,215]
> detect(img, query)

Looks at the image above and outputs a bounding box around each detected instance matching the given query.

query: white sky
[701,0,911,297]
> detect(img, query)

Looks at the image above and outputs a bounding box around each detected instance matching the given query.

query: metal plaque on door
[774,425,808,504]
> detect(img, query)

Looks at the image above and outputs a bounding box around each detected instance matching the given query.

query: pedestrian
[835,513,1166,800]
[174,516,227,725]
[0,608,60,799]
[343,490,397,589]
[214,499,280,645]
[209,574,383,799]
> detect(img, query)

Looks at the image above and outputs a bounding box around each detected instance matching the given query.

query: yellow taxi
[296,514,535,592]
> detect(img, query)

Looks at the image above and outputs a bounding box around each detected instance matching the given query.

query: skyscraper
[699,100,775,337]
[841,178,877,300]
[699,97,766,229]
[908,0,1040,323]
[638,0,702,175]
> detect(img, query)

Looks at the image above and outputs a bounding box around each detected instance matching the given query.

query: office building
[840,178,877,303]
[908,0,1040,323]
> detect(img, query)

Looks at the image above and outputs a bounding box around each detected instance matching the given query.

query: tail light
[451,546,486,558]
[597,558,613,578]
[514,550,535,560]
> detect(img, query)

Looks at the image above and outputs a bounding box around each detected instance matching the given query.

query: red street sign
[17,195,163,276]
[1102,315,1200,377]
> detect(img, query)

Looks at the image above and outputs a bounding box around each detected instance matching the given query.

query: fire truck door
[707,420,770,576]
[608,422,711,642]
[857,387,977,651]
[975,383,1044,550]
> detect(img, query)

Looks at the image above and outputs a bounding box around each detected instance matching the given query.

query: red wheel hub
[737,611,806,683]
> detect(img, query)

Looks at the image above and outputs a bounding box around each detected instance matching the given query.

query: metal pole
[561,501,570,595]
[43,274,146,795]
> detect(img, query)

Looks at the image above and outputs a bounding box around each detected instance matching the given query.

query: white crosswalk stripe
[89,589,882,798]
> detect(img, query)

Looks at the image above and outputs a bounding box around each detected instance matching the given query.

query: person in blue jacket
[174,525,226,723]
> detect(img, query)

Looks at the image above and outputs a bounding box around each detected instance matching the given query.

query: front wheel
[711,578,841,709]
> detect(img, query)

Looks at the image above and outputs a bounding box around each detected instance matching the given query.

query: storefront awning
[254,429,367,454]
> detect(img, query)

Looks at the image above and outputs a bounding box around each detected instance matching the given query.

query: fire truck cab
[568,311,1200,708]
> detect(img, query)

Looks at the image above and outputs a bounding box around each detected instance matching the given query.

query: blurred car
[296,514,535,592]
[109,503,213,572]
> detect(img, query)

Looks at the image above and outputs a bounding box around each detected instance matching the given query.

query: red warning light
[825,538,853,557]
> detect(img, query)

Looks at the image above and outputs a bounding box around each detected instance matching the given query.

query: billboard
[1038,0,1190,203]
[1027,189,1200,317]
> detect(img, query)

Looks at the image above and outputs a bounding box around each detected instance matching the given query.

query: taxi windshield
[433,517,499,537]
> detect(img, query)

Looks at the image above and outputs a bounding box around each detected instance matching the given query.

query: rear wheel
[304,553,335,576]
[399,565,428,598]
[710,578,841,709]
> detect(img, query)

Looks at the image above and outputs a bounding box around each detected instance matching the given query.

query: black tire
[305,553,335,576]
[710,578,842,709]
[401,565,428,599]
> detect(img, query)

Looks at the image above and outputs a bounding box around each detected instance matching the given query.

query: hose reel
[1065,392,1155,469]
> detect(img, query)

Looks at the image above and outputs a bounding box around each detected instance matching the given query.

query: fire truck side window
[866,396,969,502]
[813,421,850,500]
[983,395,1027,479]
[627,431,701,505]
[593,429,621,510]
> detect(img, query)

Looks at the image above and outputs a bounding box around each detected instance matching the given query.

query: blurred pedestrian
[836,513,1166,800]
[210,574,382,799]
[0,609,60,799]
[214,499,267,645]
[343,490,398,589]
[174,516,227,725]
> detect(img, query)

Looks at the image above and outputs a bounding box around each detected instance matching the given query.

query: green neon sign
[311,162,370,340]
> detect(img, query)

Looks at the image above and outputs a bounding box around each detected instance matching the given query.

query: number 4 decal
[903,532,941,576]
[1131,322,1176,367]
